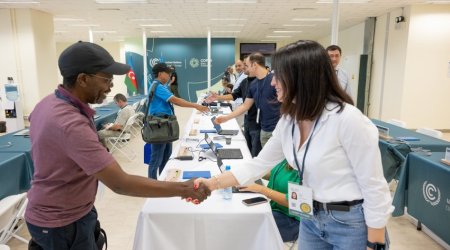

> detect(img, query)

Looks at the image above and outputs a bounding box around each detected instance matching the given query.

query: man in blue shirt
[147,62,209,179]
[215,53,280,148]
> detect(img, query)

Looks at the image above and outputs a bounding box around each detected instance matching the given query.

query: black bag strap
[143,81,175,124]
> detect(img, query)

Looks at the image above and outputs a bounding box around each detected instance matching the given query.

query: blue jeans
[299,203,368,250]
[148,142,172,179]
[243,125,261,157]
[26,207,98,250]
[272,210,299,242]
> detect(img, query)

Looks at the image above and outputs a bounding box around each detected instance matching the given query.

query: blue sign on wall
[147,38,235,102]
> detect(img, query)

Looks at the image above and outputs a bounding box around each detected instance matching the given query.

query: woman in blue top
[147,63,209,179]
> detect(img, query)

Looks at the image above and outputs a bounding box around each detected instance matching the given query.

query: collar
[56,85,96,118]
[319,102,344,123]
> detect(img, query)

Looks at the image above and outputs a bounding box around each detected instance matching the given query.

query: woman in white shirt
[195,40,392,249]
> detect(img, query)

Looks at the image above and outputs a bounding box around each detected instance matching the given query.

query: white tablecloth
[133,108,284,250]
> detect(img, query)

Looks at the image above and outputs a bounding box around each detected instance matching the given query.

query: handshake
[180,179,212,205]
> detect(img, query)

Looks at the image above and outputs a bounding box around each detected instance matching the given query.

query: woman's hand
[238,184,263,193]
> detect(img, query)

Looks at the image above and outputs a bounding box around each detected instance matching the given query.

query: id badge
[288,182,313,219]
[256,108,260,124]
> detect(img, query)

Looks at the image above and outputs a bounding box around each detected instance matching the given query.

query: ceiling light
[95,0,147,3]
[71,24,100,27]
[260,39,280,42]
[273,30,302,33]
[266,35,292,38]
[215,24,245,27]
[0,1,40,3]
[210,18,247,21]
[426,0,450,3]
[54,18,85,21]
[292,18,329,22]
[54,31,68,33]
[149,31,170,33]
[92,30,117,33]
[213,31,241,33]
[283,24,316,27]
[207,0,256,3]
[139,24,172,27]
[316,0,370,2]
[128,18,166,21]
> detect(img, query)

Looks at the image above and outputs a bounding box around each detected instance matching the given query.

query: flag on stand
[125,57,138,93]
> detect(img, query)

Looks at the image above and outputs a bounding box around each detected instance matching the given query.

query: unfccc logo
[149,58,159,67]
[422,181,441,206]
[190,58,199,68]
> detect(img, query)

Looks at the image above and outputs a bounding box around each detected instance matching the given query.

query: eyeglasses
[89,74,114,87]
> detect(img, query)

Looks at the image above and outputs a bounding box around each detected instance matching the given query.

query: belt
[313,199,363,212]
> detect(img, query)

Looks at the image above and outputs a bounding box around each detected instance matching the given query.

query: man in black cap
[25,41,210,250]
[146,62,209,179]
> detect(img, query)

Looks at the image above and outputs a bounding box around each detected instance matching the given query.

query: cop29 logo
[189,58,199,68]
[422,181,441,206]
[149,58,160,67]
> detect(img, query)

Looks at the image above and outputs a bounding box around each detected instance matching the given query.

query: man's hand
[205,93,218,103]
[181,179,211,204]
[196,104,209,113]
[214,116,229,124]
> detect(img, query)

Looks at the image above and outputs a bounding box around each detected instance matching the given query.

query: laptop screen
[205,133,217,153]
[211,116,222,132]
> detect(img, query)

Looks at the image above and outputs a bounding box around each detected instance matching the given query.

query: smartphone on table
[242,197,268,206]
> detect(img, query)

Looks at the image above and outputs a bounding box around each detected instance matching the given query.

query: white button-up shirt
[231,102,393,228]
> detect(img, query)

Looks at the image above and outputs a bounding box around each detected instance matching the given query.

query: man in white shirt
[98,93,135,145]
[326,45,353,99]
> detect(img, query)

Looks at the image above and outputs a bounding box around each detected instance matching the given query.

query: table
[133,108,284,250]
[371,119,450,182]
[0,130,34,200]
[392,152,450,246]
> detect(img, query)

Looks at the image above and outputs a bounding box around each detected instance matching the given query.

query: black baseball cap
[58,41,130,77]
[152,62,172,76]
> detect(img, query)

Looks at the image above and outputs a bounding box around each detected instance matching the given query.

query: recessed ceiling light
[0,0,40,3]
[139,24,172,27]
[92,30,117,33]
[54,18,85,21]
[273,30,302,33]
[213,30,241,32]
[215,24,245,27]
[266,35,292,38]
[210,18,247,21]
[149,31,170,33]
[71,24,100,27]
[292,18,329,22]
[426,0,450,3]
[208,0,256,3]
[95,0,147,3]
[283,24,316,27]
[128,18,166,21]
[316,0,370,3]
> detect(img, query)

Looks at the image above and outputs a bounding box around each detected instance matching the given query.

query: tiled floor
[5,109,449,250]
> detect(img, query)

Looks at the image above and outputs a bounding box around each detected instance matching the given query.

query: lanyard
[291,114,321,185]
[55,89,97,133]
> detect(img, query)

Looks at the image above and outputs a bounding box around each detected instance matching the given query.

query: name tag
[288,182,313,219]
[256,108,260,124]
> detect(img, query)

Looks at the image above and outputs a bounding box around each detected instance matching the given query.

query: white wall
[401,4,450,129]
[318,23,365,101]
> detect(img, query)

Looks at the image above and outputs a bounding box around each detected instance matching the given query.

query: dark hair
[113,93,127,102]
[62,75,78,88]
[248,52,265,67]
[272,40,353,121]
[326,44,342,55]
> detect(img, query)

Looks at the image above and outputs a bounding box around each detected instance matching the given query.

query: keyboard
[217,148,243,159]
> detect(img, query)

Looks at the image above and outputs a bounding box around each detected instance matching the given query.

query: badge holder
[288,182,313,219]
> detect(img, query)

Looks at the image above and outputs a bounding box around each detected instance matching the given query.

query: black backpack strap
[143,81,159,124]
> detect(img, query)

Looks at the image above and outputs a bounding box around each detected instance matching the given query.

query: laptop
[205,133,243,159]
[211,116,239,136]
[216,158,263,193]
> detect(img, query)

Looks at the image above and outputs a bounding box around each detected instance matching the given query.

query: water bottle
[222,165,233,200]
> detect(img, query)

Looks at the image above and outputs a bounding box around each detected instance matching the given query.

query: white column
[207,30,211,91]
[89,28,93,43]
[142,29,148,95]
[331,0,340,45]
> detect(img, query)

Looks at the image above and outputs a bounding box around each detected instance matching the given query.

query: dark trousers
[26,207,98,250]
[148,142,172,179]
[243,122,262,157]
[272,210,300,242]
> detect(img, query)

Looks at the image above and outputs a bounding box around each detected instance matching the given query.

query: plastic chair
[0,193,28,244]
[416,128,443,139]
[131,102,139,112]
[387,119,406,128]
[106,114,138,160]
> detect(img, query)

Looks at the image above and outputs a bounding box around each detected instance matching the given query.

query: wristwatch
[367,241,386,250]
